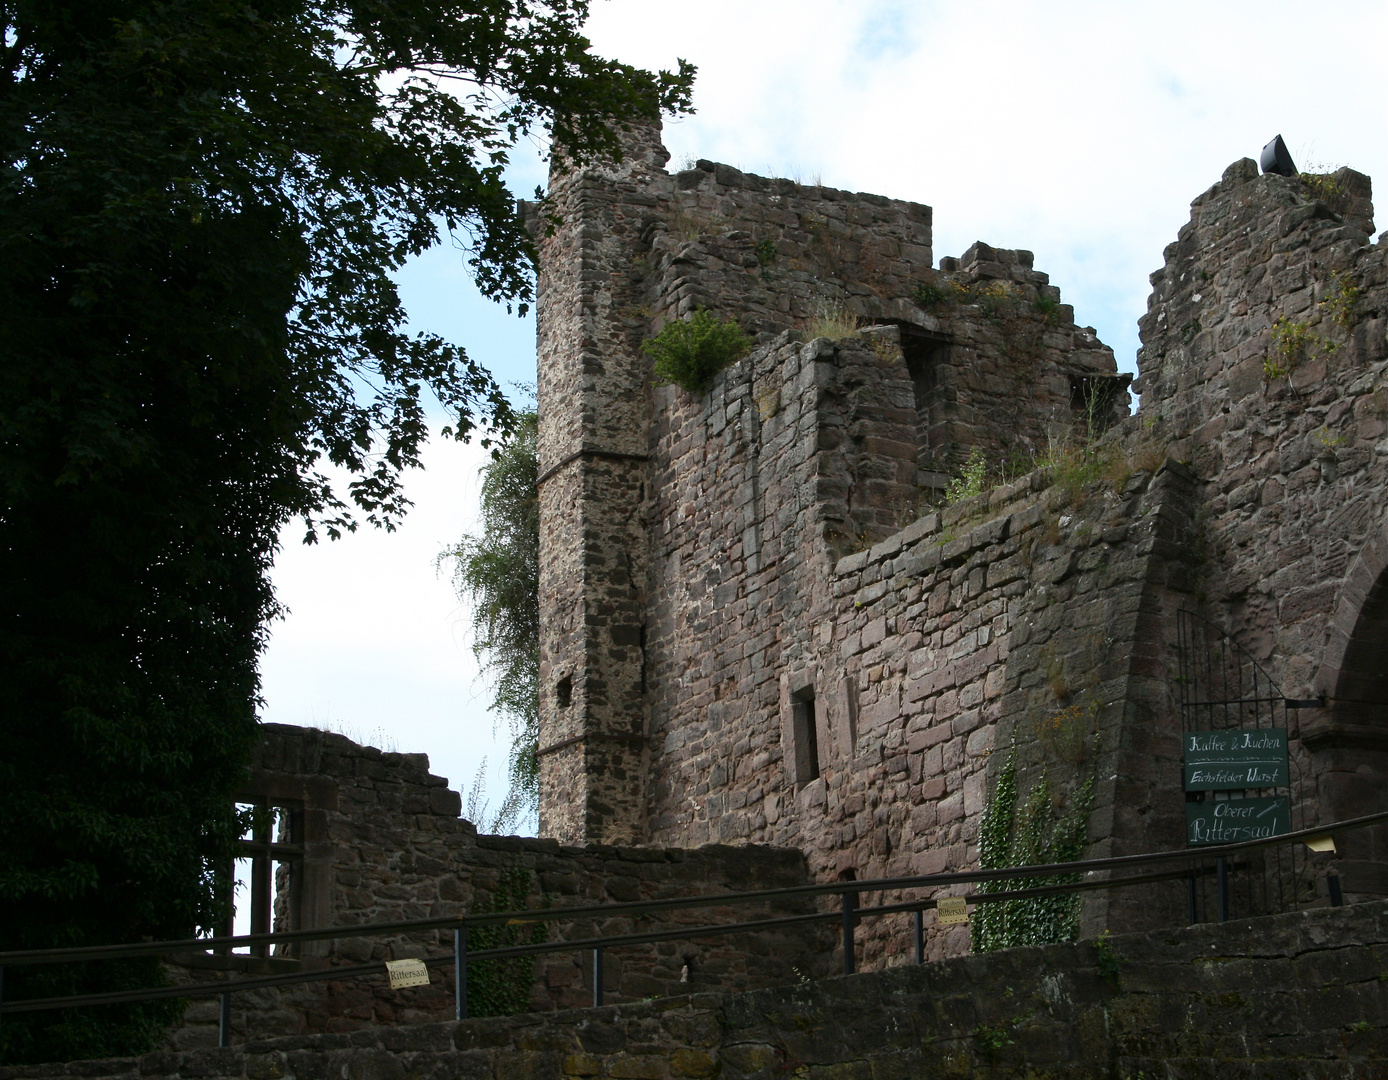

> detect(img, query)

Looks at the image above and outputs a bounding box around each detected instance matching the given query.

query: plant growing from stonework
[644,309,753,394]
[804,299,859,342]
[1320,271,1361,329]
[1032,294,1062,326]
[1266,316,1338,382]
[442,412,539,828]
[912,280,948,309]
[946,447,989,504]
[1298,171,1347,210]
[972,745,1094,953]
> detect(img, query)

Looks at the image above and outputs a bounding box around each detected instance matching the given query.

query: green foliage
[755,237,778,266]
[972,746,1094,953]
[1093,930,1123,986]
[804,301,859,342]
[1266,315,1338,381]
[1,0,690,1061]
[1032,294,1062,325]
[1299,171,1347,208]
[945,447,989,504]
[467,869,547,1017]
[442,414,540,827]
[1321,271,1362,329]
[971,1022,1012,1061]
[644,310,752,394]
[912,281,948,308]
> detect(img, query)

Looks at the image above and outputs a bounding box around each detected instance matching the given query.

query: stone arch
[1316,526,1388,703]
[1308,524,1388,896]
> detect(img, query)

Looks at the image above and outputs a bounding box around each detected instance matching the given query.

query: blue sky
[258,0,1388,831]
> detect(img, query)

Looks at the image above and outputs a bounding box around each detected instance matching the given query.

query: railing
[3,810,1385,1049]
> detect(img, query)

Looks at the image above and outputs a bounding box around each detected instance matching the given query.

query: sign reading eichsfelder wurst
[1186,795,1291,846]
[1182,728,1288,791]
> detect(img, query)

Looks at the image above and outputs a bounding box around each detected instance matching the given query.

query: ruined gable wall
[1135,159,1388,893]
[167,726,832,1049]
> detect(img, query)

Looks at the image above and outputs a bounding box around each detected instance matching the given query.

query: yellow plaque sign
[385,958,431,989]
[936,896,969,925]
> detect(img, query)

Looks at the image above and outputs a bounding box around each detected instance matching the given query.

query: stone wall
[21,898,1388,1080]
[164,726,832,1049]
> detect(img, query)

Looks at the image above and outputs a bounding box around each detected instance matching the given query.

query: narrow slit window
[792,687,820,784]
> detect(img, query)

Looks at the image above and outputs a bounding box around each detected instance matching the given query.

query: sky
[257,0,1388,832]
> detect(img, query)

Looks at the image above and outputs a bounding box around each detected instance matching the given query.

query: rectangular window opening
[222,801,304,957]
[792,687,820,785]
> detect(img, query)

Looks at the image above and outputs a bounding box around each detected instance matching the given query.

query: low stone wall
[14,899,1388,1080]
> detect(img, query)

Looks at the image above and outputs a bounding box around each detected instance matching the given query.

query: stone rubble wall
[23,898,1388,1080]
[163,726,833,1049]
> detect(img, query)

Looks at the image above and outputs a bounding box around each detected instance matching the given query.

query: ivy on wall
[971,742,1094,952]
[467,868,547,1017]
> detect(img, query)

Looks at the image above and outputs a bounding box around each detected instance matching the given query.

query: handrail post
[454,925,467,1020]
[592,947,603,1007]
[913,909,924,965]
[841,892,856,975]
[1216,856,1229,922]
[218,991,230,1048]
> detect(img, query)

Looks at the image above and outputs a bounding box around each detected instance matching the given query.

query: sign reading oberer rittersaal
[1186,795,1291,846]
[1182,728,1288,791]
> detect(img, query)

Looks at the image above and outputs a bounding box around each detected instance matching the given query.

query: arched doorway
[1311,550,1388,897]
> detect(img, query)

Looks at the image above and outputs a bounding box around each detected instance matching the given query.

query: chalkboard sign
[1182,728,1288,791]
[1186,795,1290,846]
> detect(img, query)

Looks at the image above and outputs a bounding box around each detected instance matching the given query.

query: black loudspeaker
[1260,134,1298,177]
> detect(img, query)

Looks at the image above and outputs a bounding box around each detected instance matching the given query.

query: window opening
[226,801,304,956]
[556,674,573,708]
[899,325,954,480]
[791,686,820,784]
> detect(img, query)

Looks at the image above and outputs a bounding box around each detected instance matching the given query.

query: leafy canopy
[0,0,690,1062]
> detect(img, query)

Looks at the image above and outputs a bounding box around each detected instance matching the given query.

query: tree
[444,411,539,829]
[0,0,691,1061]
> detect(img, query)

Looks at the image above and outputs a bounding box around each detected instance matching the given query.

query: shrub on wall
[643,310,751,394]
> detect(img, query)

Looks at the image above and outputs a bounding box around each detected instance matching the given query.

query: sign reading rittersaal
[1186,795,1291,846]
[1182,728,1288,791]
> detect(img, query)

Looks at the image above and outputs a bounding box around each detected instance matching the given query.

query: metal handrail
[5,809,1381,967]
[1,809,1383,1032]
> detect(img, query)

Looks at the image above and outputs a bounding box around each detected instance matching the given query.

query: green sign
[1182,728,1288,791]
[1186,795,1291,846]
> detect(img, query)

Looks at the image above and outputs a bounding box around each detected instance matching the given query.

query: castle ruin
[533,119,1388,964]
